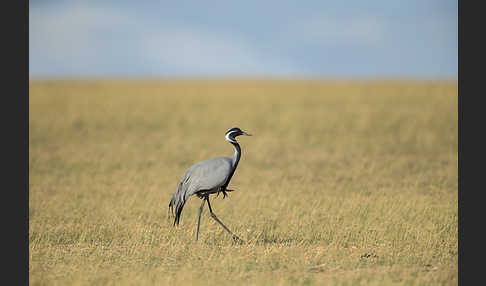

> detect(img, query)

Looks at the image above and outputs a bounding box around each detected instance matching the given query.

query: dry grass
[29,79,457,285]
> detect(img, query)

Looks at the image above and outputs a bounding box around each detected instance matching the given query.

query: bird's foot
[217,189,234,199]
[232,235,244,244]
[216,190,228,199]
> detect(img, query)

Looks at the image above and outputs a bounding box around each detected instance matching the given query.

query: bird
[168,126,251,242]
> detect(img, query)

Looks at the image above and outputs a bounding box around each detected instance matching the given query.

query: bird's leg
[206,197,244,242]
[196,197,206,242]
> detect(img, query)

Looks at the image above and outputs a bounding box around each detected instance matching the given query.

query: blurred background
[29,0,457,79]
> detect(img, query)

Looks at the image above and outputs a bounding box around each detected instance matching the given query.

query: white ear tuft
[225,131,238,143]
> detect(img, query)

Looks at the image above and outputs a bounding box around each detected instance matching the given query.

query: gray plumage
[169,157,232,224]
[168,127,251,241]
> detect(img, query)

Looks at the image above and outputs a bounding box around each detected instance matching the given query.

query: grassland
[29,79,458,285]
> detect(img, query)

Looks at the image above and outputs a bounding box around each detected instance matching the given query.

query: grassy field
[29,79,458,285]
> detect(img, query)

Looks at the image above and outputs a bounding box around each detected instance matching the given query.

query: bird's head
[225,127,252,143]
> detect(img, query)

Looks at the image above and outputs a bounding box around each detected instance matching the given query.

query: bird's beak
[242,131,252,136]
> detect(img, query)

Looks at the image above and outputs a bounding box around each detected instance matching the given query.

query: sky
[29,0,458,78]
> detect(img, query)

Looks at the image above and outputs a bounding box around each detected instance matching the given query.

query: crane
[169,127,251,242]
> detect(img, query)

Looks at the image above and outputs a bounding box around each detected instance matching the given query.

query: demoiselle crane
[169,127,251,241]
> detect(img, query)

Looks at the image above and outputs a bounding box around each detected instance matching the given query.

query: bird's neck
[222,141,241,189]
[231,142,241,169]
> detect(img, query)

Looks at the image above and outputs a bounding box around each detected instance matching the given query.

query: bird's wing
[183,157,232,194]
[169,157,232,225]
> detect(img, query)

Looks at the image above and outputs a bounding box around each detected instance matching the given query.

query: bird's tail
[168,183,186,226]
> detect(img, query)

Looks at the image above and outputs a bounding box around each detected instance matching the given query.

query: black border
[2,0,29,284]
[459,0,480,285]
[457,0,462,283]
